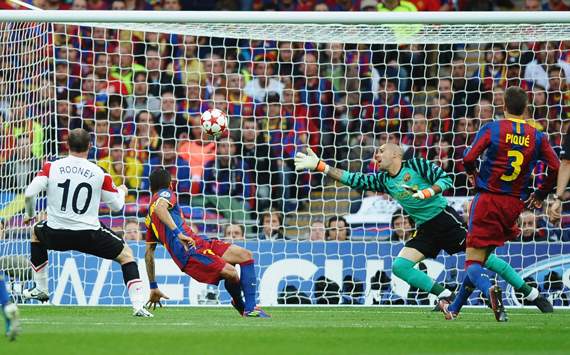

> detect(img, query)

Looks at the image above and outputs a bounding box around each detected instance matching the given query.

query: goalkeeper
[295,143,552,312]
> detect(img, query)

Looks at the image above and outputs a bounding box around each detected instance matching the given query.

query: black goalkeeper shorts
[34,220,125,260]
[405,206,467,259]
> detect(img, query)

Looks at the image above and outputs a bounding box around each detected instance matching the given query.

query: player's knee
[392,257,413,278]
[220,264,239,283]
[116,245,134,264]
[237,247,253,263]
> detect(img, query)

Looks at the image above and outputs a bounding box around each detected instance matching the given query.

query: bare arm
[555,160,570,199]
[154,198,196,247]
[154,198,178,231]
[326,166,345,182]
[145,242,157,284]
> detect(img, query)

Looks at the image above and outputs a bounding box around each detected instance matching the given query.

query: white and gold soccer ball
[200,108,228,138]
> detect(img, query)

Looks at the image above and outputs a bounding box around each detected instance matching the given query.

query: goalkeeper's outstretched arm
[294,147,386,193]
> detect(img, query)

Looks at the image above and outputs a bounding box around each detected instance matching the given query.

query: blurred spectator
[223,224,245,241]
[402,112,438,160]
[523,0,541,10]
[244,60,284,102]
[475,96,494,127]
[361,0,378,11]
[203,52,225,98]
[461,199,471,224]
[111,0,127,10]
[162,0,181,10]
[123,218,143,241]
[542,0,570,11]
[144,139,191,197]
[450,57,482,118]
[177,115,216,188]
[127,110,161,162]
[475,43,507,92]
[519,211,547,242]
[126,71,161,118]
[390,209,413,242]
[0,134,42,192]
[238,116,272,211]
[110,43,145,95]
[146,46,184,98]
[258,209,286,240]
[373,76,412,132]
[309,220,326,241]
[326,216,350,241]
[156,91,188,139]
[202,137,255,223]
[260,92,307,210]
[167,35,204,86]
[377,0,417,11]
[97,138,143,200]
[524,41,570,90]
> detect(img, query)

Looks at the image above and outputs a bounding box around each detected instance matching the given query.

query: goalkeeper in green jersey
[295,143,552,312]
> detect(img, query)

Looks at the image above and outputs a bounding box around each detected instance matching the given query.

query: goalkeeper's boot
[432,293,456,312]
[231,299,245,316]
[22,287,49,303]
[244,306,271,318]
[438,299,458,320]
[489,286,508,322]
[4,303,20,341]
[530,295,554,313]
[133,308,154,318]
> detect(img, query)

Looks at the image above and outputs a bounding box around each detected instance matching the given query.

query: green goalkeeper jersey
[340,158,453,226]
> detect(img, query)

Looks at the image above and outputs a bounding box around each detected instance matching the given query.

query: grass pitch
[5,306,570,355]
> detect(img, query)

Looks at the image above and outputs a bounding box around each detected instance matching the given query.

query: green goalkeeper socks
[392,257,445,296]
[484,254,528,294]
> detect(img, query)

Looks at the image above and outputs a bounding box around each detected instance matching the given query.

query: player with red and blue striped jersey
[144,168,269,318]
[440,86,560,321]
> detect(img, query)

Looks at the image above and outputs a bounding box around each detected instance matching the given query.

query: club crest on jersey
[403,173,411,182]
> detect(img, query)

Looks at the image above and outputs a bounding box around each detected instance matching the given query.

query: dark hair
[224,224,245,236]
[504,86,528,116]
[547,65,565,78]
[162,139,176,147]
[259,209,283,230]
[325,215,350,239]
[67,128,91,153]
[149,168,171,194]
[108,94,125,108]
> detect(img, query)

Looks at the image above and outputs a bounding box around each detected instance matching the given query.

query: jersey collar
[506,115,526,124]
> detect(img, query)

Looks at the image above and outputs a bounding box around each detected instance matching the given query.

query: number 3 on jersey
[500,150,524,182]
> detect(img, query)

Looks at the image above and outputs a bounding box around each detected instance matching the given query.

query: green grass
[4,306,570,355]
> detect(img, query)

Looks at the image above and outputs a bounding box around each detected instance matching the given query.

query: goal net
[1,12,569,307]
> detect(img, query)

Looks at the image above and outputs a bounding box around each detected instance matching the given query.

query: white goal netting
[0,18,569,307]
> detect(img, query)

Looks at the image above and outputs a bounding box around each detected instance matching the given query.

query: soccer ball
[200,109,228,138]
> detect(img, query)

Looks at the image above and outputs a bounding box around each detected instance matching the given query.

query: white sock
[525,287,539,301]
[438,289,452,299]
[127,279,145,310]
[32,263,49,293]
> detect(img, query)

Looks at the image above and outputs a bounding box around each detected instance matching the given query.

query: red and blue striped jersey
[463,117,560,200]
[145,189,195,270]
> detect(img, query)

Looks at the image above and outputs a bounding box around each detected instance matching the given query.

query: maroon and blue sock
[0,276,9,307]
[239,260,257,312]
[449,274,475,314]
[224,280,244,310]
[465,260,491,299]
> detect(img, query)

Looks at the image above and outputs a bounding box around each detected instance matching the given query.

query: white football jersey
[25,155,125,230]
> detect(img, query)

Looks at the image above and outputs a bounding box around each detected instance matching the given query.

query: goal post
[0,11,569,307]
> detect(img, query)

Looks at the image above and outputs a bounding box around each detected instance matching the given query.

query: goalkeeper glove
[403,184,436,200]
[294,147,329,173]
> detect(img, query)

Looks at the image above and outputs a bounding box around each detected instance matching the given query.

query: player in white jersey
[22,128,152,317]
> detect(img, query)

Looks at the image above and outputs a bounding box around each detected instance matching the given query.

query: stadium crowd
[0,0,570,242]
